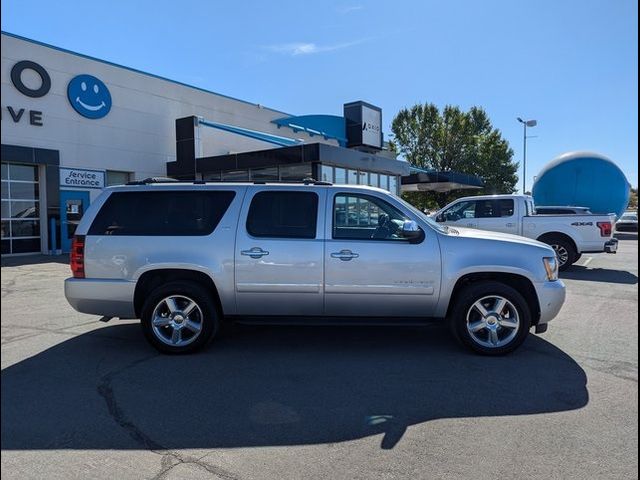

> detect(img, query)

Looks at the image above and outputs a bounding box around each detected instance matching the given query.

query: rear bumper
[581,238,619,254]
[534,279,566,326]
[604,238,618,253]
[64,278,136,318]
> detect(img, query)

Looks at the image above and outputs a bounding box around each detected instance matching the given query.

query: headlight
[543,256,558,281]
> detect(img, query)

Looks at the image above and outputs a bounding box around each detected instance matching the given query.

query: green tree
[628,188,638,210]
[391,103,518,210]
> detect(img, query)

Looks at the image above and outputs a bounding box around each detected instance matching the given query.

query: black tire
[140,280,219,354]
[542,236,577,271]
[573,253,582,263]
[449,281,532,356]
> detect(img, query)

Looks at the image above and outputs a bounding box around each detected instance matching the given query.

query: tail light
[70,235,85,278]
[596,221,612,237]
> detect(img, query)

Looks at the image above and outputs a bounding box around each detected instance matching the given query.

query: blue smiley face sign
[67,74,112,119]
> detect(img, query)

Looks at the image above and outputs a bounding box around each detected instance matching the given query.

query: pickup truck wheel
[450,281,531,355]
[140,281,218,354]
[547,238,576,271]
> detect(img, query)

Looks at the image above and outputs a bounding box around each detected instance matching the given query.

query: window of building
[368,172,379,188]
[222,170,250,182]
[1,163,41,255]
[333,193,410,241]
[321,165,334,183]
[251,166,279,182]
[389,176,398,195]
[379,174,389,191]
[279,164,312,182]
[88,191,235,236]
[106,170,131,186]
[246,191,318,239]
[334,168,347,185]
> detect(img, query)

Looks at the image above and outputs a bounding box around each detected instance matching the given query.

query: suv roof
[111,181,393,194]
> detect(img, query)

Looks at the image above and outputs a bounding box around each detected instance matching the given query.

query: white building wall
[1,32,336,195]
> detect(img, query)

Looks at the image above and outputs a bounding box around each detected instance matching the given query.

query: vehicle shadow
[1,323,588,451]
[0,254,69,268]
[561,266,638,284]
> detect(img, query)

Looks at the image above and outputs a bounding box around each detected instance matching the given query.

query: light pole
[517,117,537,193]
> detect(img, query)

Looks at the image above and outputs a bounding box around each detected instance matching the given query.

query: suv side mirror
[401,220,423,243]
[435,213,445,223]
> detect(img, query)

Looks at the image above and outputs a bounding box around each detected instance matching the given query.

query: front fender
[434,265,538,318]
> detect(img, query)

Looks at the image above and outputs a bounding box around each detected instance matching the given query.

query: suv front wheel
[141,281,219,354]
[450,281,531,355]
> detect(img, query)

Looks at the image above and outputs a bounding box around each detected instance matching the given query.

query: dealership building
[1,31,480,256]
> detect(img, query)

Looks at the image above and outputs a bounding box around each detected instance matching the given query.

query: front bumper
[534,279,566,326]
[65,278,136,318]
[604,238,619,253]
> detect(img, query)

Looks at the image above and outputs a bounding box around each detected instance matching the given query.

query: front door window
[333,193,410,241]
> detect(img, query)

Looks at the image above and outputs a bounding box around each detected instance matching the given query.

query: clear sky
[2,0,637,190]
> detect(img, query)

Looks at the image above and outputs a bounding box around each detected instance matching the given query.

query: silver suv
[65,181,566,355]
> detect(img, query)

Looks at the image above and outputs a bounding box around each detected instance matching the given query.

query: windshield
[394,195,449,233]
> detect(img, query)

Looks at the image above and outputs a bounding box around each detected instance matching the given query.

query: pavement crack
[97,355,241,480]
[97,355,164,450]
[575,354,638,383]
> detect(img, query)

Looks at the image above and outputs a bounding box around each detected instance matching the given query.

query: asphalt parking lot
[1,234,638,480]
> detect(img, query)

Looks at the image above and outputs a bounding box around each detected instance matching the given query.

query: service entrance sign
[60,168,105,189]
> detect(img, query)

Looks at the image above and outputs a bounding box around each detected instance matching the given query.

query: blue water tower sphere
[532,152,630,218]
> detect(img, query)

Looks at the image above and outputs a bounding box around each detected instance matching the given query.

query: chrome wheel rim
[552,244,569,266]
[151,295,203,347]
[466,295,520,349]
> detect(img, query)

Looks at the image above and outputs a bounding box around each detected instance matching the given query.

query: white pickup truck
[433,194,618,270]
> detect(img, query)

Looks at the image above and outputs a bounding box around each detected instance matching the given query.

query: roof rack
[124,177,334,186]
[251,179,333,186]
[125,177,180,185]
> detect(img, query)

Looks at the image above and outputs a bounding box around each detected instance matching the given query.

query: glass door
[60,190,90,253]
[1,163,41,255]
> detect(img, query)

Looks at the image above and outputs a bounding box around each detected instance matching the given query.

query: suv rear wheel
[450,281,531,355]
[141,281,218,354]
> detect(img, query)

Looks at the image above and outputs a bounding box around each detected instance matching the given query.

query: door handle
[331,249,359,261]
[506,222,515,227]
[466,223,475,227]
[241,247,269,259]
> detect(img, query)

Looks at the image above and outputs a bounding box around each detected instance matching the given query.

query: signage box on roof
[344,101,383,150]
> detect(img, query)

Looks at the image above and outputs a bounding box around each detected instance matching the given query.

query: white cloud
[263,39,366,56]
[337,5,364,14]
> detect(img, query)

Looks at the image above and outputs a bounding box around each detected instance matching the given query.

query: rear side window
[246,191,318,239]
[88,191,236,236]
[475,200,495,218]
[475,199,514,218]
[496,199,514,217]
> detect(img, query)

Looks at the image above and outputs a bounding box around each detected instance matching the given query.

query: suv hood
[448,226,552,250]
